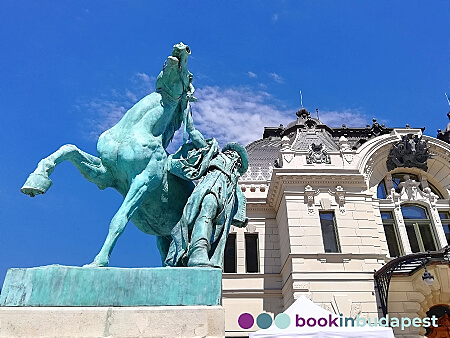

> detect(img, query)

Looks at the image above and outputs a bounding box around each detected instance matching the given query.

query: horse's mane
[162,103,184,149]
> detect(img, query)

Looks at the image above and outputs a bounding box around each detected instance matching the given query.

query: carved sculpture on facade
[389,175,441,224]
[339,136,354,164]
[436,111,450,144]
[306,143,331,164]
[305,185,320,214]
[329,185,346,214]
[386,134,432,172]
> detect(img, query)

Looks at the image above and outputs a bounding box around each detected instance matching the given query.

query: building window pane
[377,181,387,199]
[405,224,421,253]
[439,212,450,245]
[319,212,340,253]
[419,224,437,251]
[443,224,450,245]
[245,234,259,273]
[224,234,236,273]
[401,205,428,219]
[402,205,436,253]
[381,212,401,257]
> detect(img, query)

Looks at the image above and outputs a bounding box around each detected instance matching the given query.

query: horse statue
[21,42,207,267]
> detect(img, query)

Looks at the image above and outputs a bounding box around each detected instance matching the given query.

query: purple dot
[238,313,254,329]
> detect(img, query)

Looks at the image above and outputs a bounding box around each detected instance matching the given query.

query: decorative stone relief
[386,134,432,172]
[283,153,294,163]
[329,186,346,214]
[320,303,335,313]
[397,175,421,201]
[294,292,312,300]
[363,157,375,182]
[304,185,320,214]
[397,176,439,203]
[281,136,290,150]
[389,176,441,224]
[350,302,362,318]
[293,282,310,291]
[246,224,256,233]
[339,136,354,164]
[306,143,331,164]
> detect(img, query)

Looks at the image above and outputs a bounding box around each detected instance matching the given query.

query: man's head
[222,143,249,175]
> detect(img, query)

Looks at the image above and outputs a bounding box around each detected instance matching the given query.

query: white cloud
[318,108,369,127]
[80,72,155,140]
[269,72,284,83]
[272,13,279,22]
[190,86,290,147]
[79,75,370,152]
[247,71,257,78]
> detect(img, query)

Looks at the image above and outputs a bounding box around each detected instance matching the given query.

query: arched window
[401,205,437,253]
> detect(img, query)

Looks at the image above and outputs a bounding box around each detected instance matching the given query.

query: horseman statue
[21,42,248,270]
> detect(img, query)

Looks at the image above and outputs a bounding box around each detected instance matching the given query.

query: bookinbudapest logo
[238,312,439,331]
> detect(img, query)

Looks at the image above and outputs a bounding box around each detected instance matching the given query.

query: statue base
[0,306,225,337]
[0,265,222,306]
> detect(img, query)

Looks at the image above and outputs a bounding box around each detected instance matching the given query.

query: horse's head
[156,42,193,107]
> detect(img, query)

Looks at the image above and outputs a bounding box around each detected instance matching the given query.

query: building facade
[222,109,450,337]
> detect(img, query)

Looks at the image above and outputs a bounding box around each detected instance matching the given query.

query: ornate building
[222,109,450,337]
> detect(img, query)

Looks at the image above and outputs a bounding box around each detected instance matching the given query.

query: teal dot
[275,313,291,329]
[256,313,273,329]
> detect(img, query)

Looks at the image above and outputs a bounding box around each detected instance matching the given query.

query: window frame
[439,211,450,246]
[401,204,437,253]
[244,233,260,273]
[319,211,341,253]
[381,211,403,257]
[223,233,237,273]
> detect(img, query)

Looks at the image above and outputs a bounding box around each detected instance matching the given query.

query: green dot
[256,313,273,329]
[275,313,291,329]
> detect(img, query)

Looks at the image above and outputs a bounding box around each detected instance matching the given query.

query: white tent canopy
[249,296,394,338]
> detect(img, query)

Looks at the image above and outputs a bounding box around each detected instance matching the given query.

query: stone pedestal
[0,265,222,306]
[0,306,225,337]
[0,265,225,337]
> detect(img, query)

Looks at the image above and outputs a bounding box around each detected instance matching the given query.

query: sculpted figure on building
[386,134,431,172]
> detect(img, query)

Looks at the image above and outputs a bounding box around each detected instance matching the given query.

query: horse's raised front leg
[86,157,165,267]
[21,144,112,197]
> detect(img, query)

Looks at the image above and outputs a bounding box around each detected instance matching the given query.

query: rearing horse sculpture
[21,43,207,267]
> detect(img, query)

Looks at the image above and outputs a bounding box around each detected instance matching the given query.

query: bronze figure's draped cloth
[165,139,248,268]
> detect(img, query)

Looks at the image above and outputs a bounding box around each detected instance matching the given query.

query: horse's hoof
[21,173,53,197]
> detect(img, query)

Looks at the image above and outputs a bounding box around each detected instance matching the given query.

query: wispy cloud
[79,75,370,151]
[247,71,257,78]
[269,72,284,83]
[272,13,279,22]
[79,72,155,139]
[318,108,369,127]
[190,86,290,147]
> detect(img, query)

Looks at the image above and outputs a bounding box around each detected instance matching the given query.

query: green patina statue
[19,43,249,272]
[21,43,207,267]
[165,140,249,268]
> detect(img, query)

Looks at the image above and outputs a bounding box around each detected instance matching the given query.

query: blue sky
[1,1,449,283]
